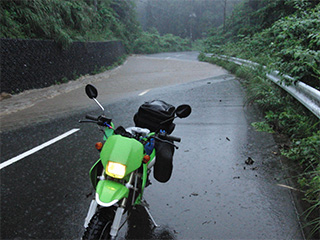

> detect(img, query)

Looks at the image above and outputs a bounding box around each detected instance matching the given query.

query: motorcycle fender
[95,180,129,207]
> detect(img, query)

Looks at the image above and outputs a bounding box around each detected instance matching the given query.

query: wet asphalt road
[0,53,304,239]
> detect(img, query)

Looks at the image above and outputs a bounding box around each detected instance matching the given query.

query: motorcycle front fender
[95,180,129,207]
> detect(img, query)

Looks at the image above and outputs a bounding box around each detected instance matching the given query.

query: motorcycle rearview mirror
[175,104,192,118]
[159,104,191,125]
[85,84,98,99]
[85,84,105,112]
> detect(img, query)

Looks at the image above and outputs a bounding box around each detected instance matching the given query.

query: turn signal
[95,142,103,151]
[143,155,151,163]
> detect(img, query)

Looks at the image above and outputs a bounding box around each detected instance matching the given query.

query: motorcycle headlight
[106,161,126,179]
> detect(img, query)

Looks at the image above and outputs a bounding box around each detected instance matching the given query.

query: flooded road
[0,52,304,239]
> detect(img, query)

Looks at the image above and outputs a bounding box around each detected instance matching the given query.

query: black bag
[134,100,176,134]
[153,140,175,183]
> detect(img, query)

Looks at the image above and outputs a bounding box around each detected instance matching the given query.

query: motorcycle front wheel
[82,207,115,240]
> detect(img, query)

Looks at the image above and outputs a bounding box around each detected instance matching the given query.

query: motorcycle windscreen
[100,135,144,175]
[96,180,129,207]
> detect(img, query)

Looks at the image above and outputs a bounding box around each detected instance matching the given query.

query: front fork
[110,163,160,238]
[84,199,98,228]
[109,171,135,239]
[110,199,126,239]
[85,163,159,239]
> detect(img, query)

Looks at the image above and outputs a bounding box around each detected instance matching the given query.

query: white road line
[0,128,80,170]
[139,89,150,96]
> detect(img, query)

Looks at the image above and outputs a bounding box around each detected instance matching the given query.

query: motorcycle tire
[82,207,115,240]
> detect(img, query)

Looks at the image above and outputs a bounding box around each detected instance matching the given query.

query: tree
[134,0,242,39]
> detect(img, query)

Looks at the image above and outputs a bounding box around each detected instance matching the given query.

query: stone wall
[0,39,126,93]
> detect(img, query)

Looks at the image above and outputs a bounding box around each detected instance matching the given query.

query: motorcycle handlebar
[164,135,181,142]
[85,114,99,121]
[83,115,180,142]
[83,115,112,127]
[158,133,181,142]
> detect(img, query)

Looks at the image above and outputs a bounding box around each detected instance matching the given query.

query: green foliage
[251,121,275,133]
[264,108,317,138]
[192,39,206,52]
[282,131,320,168]
[197,52,207,61]
[133,29,191,54]
[268,6,320,86]
[246,79,285,111]
[61,77,69,83]
[224,0,299,38]
[204,1,320,88]
[282,131,320,237]
[0,0,193,53]
[0,0,141,50]
[210,0,317,43]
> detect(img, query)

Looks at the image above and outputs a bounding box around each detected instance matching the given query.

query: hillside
[0,0,140,51]
[0,0,195,53]
[204,0,320,88]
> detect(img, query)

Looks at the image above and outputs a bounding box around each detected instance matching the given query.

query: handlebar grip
[165,135,181,142]
[85,114,98,121]
[158,133,181,142]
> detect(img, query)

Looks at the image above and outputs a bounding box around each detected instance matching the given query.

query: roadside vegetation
[201,0,319,237]
[0,0,194,53]
[133,28,191,54]
[204,0,319,88]
[0,0,141,51]
[0,0,241,54]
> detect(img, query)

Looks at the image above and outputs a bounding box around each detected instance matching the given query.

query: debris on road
[245,157,255,165]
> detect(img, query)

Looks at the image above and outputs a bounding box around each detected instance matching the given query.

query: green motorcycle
[80,84,191,239]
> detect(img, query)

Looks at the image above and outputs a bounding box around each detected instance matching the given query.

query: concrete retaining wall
[0,39,126,93]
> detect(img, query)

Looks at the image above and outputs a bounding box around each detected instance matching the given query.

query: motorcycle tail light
[106,161,126,179]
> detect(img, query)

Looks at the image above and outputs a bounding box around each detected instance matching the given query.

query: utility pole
[189,13,196,41]
[223,0,227,32]
[93,0,98,11]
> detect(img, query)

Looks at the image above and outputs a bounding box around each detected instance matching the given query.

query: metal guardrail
[206,54,320,119]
